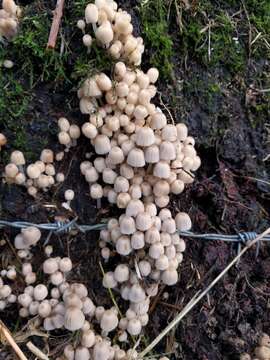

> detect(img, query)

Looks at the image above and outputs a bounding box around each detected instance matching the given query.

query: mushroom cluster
[99,210,190,335]
[78,64,200,208]
[78,0,144,65]
[58,117,81,149]
[4,149,65,196]
[0,0,20,40]
[240,333,270,360]
[0,274,17,310]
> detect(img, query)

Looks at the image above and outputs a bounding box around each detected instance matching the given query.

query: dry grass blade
[139,227,270,358]
[0,320,28,360]
[26,341,49,360]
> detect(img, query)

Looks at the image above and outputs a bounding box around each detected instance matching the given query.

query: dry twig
[47,0,65,49]
[26,341,49,360]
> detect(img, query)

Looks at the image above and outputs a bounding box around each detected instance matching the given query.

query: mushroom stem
[92,23,97,34]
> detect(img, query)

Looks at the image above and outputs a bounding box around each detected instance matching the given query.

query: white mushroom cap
[160,141,176,161]
[64,307,85,331]
[81,329,96,348]
[144,145,160,163]
[94,135,111,155]
[100,309,119,332]
[58,131,71,147]
[26,164,41,179]
[171,179,185,194]
[149,242,164,259]
[34,284,48,301]
[116,236,132,256]
[38,301,52,318]
[50,271,64,286]
[103,272,117,289]
[59,257,72,273]
[114,264,129,283]
[64,345,75,360]
[131,231,145,250]
[65,189,75,201]
[85,167,99,183]
[161,267,178,285]
[161,125,177,141]
[153,161,171,179]
[127,148,145,168]
[18,293,32,308]
[138,260,151,277]
[10,150,25,165]
[93,340,111,360]
[58,117,70,132]
[85,3,99,23]
[175,212,192,231]
[128,284,146,303]
[22,226,41,246]
[135,212,152,231]
[40,149,54,163]
[155,254,169,270]
[90,183,103,199]
[96,21,114,45]
[43,258,59,274]
[82,123,98,139]
[176,123,188,141]
[162,218,176,234]
[126,199,144,217]
[147,68,159,83]
[145,227,160,244]
[74,346,90,360]
[5,163,19,178]
[135,127,155,147]
[127,318,142,335]
[82,297,96,316]
[151,112,167,130]
[25,272,37,285]
[119,216,136,235]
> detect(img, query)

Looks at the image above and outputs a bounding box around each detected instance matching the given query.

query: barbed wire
[1,219,270,245]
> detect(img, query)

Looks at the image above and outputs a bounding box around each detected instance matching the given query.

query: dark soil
[0,0,270,359]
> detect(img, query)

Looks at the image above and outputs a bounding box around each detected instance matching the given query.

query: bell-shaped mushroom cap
[40,149,54,163]
[144,145,160,163]
[96,21,114,45]
[5,163,19,178]
[103,272,118,289]
[93,340,111,360]
[128,284,146,303]
[96,73,112,92]
[119,216,136,235]
[74,346,90,360]
[161,267,178,285]
[85,3,99,24]
[135,212,152,231]
[59,257,72,273]
[116,236,132,256]
[135,127,155,147]
[159,141,176,161]
[64,345,75,360]
[175,212,192,231]
[114,264,129,283]
[64,306,85,331]
[151,112,167,130]
[176,123,188,141]
[127,148,145,168]
[81,329,96,348]
[10,150,25,165]
[153,161,171,179]
[22,226,41,246]
[126,199,144,217]
[127,318,142,335]
[100,309,119,332]
[147,68,159,83]
[94,135,111,155]
[38,301,52,318]
[255,346,270,359]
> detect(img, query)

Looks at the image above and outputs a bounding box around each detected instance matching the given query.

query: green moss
[140,0,173,79]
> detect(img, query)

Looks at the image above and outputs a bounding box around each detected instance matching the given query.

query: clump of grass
[140,0,173,79]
